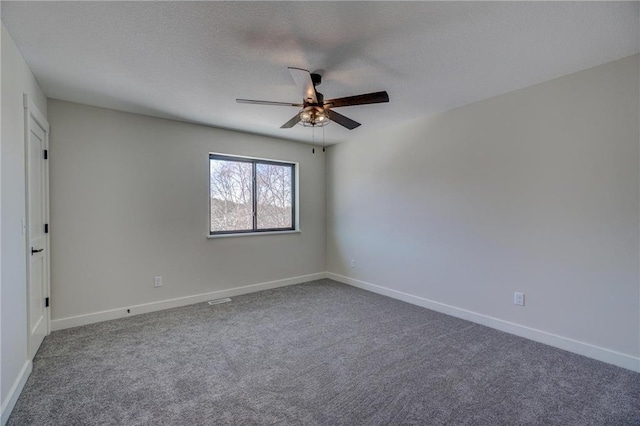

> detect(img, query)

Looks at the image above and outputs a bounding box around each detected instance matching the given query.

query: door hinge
[44,223,49,233]
[45,297,50,308]
[43,149,48,159]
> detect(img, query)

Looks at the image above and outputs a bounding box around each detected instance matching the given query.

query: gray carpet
[8,279,640,425]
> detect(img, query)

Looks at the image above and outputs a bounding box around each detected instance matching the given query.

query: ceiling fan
[236,67,389,130]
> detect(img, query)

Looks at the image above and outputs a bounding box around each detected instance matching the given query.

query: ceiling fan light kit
[299,106,330,127]
[236,67,389,132]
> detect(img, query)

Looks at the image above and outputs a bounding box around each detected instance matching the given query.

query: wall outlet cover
[514,292,525,306]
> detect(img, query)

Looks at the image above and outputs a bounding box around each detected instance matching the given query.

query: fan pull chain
[312,125,316,154]
[322,125,326,152]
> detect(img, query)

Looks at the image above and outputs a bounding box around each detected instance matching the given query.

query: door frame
[23,93,51,359]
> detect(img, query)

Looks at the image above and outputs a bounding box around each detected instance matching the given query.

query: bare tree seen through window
[257,163,292,229]
[210,159,253,232]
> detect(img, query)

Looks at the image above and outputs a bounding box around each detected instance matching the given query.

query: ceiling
[2,2,638,145]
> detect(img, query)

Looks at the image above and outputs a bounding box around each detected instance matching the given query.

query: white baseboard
[1,360,32,426]
[49,271,640,372]
[327,272,640,373]
[51,272,327,331]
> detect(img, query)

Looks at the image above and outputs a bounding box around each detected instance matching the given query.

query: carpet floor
[8,279,640,425]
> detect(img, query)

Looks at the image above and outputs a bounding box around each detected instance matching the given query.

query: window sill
[207,230,301,239]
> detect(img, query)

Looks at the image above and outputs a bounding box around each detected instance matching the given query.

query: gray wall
[327,55,639,360]
[47,100,326,321]
[1,23,48,414]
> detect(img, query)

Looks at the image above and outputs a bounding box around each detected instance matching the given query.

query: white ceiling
[2,1,638,145]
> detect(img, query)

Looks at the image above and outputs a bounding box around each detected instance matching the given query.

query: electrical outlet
[514,292,525,306]
[350,259,355,268]
[154,276,163,288]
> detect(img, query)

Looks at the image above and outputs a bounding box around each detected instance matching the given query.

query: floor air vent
[207,298,232,305]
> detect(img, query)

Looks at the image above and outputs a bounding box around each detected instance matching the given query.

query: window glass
[256,163,293,230]
[209,158,253,233]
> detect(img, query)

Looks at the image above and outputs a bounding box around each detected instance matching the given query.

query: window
[209,153,296,235]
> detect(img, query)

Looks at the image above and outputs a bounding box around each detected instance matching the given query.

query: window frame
[208,153,298,237]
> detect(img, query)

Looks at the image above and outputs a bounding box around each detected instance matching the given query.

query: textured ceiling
[2,1,638,145]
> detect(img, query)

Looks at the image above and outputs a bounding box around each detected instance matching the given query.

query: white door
[25,95,50,358]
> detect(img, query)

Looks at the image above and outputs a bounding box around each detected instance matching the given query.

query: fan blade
[280,113,301,129]
[288,67,318,104]
[324,91,389,108]
[237,99,303,107]
[327,110,361,130]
